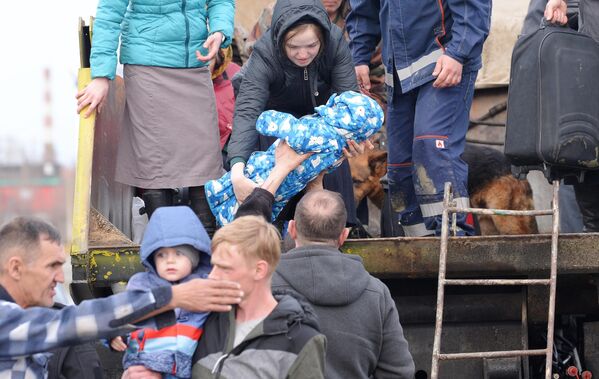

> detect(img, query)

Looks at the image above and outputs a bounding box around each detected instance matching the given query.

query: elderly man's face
[20,238,66,307]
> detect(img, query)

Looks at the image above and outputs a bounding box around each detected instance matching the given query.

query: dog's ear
[369,150,388,177]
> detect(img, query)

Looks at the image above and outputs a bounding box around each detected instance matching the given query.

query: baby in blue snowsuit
[206,91,384,225]
[110,206,212,378]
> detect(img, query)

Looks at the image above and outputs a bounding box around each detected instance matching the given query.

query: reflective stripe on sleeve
[420,197,470,218]
[401,222,433,237]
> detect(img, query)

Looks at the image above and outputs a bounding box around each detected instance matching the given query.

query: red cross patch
[435,140,445,149]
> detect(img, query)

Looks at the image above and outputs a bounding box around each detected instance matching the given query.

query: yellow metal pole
[71,68,95,256]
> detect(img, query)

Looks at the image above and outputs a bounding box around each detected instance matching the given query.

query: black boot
[189,186,216,237]
[142,189,174,219]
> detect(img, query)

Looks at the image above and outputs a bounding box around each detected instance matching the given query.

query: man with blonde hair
[189,215,326,378]
[212,215,282,277]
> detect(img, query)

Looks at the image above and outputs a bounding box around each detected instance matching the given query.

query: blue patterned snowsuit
[206,91,384,225]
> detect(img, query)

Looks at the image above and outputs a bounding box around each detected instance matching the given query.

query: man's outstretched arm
[0,279,242,358]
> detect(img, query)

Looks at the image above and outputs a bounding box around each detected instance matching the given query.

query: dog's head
[348,147,387,208]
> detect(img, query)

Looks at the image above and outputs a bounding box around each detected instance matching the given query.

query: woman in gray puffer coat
[227,0,367,225]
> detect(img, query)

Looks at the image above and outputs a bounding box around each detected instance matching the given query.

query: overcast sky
[0,1,97,166]
[0,1,524,167]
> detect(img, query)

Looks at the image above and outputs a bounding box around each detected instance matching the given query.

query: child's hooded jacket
[123,206,212,378]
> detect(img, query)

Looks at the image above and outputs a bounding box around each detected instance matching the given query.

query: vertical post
[521,287,530,379]
[544,180,560,379]
[71,67,95,257]
[71,18,95,260]
[431,182,453,379]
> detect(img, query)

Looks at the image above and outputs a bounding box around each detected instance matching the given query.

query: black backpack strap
[47,347,69,379]
[47,343,104,379]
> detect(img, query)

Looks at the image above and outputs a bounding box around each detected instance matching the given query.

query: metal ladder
[430,180,560,379]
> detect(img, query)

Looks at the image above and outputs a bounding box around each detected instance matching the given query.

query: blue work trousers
[386,70,478,236]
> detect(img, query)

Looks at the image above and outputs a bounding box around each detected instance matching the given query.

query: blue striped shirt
[0,284,171,379]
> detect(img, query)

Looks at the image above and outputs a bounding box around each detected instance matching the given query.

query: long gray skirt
[115,65,223,189]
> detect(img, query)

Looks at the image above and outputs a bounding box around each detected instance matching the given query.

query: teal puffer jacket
[90,0,234,80]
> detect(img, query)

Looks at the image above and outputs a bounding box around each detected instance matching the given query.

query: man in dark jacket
[47,303,104,379]
[272,190,415,378]
[346,0,491,236]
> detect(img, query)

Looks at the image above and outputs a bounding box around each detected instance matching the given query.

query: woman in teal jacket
[76,0,235,236]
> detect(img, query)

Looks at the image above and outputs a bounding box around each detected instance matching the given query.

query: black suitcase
[505,22,599,181]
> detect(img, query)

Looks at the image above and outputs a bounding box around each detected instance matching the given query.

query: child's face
[154,247,193,282]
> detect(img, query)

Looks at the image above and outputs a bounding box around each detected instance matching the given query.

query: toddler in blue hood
[110,206,212,378]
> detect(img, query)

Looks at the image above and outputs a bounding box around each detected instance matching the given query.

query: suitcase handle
[540,17,569,30]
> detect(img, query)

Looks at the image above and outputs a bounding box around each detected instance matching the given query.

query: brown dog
[463,144,538,235]
[348,143,538,235]
[348,148,388,209]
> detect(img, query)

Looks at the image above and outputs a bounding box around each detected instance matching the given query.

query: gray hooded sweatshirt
[272,245,415,379]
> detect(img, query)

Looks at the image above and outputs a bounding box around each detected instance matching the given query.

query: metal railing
[430,180,560,379]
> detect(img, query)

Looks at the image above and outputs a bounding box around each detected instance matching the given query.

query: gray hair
[294,190,347,244]
[0,217,62,270]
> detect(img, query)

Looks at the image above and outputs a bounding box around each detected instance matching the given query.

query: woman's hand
[76,77,109,118]
[196,32,224,62]
[231,162,258,203]
[110,336,127,352]
[342,139,374,159]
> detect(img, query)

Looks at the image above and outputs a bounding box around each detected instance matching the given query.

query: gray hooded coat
[227,0,359,224]
[272,245,415,379]
[228,0,358,164]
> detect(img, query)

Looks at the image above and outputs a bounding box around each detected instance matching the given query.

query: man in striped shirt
[0,217,243,379]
